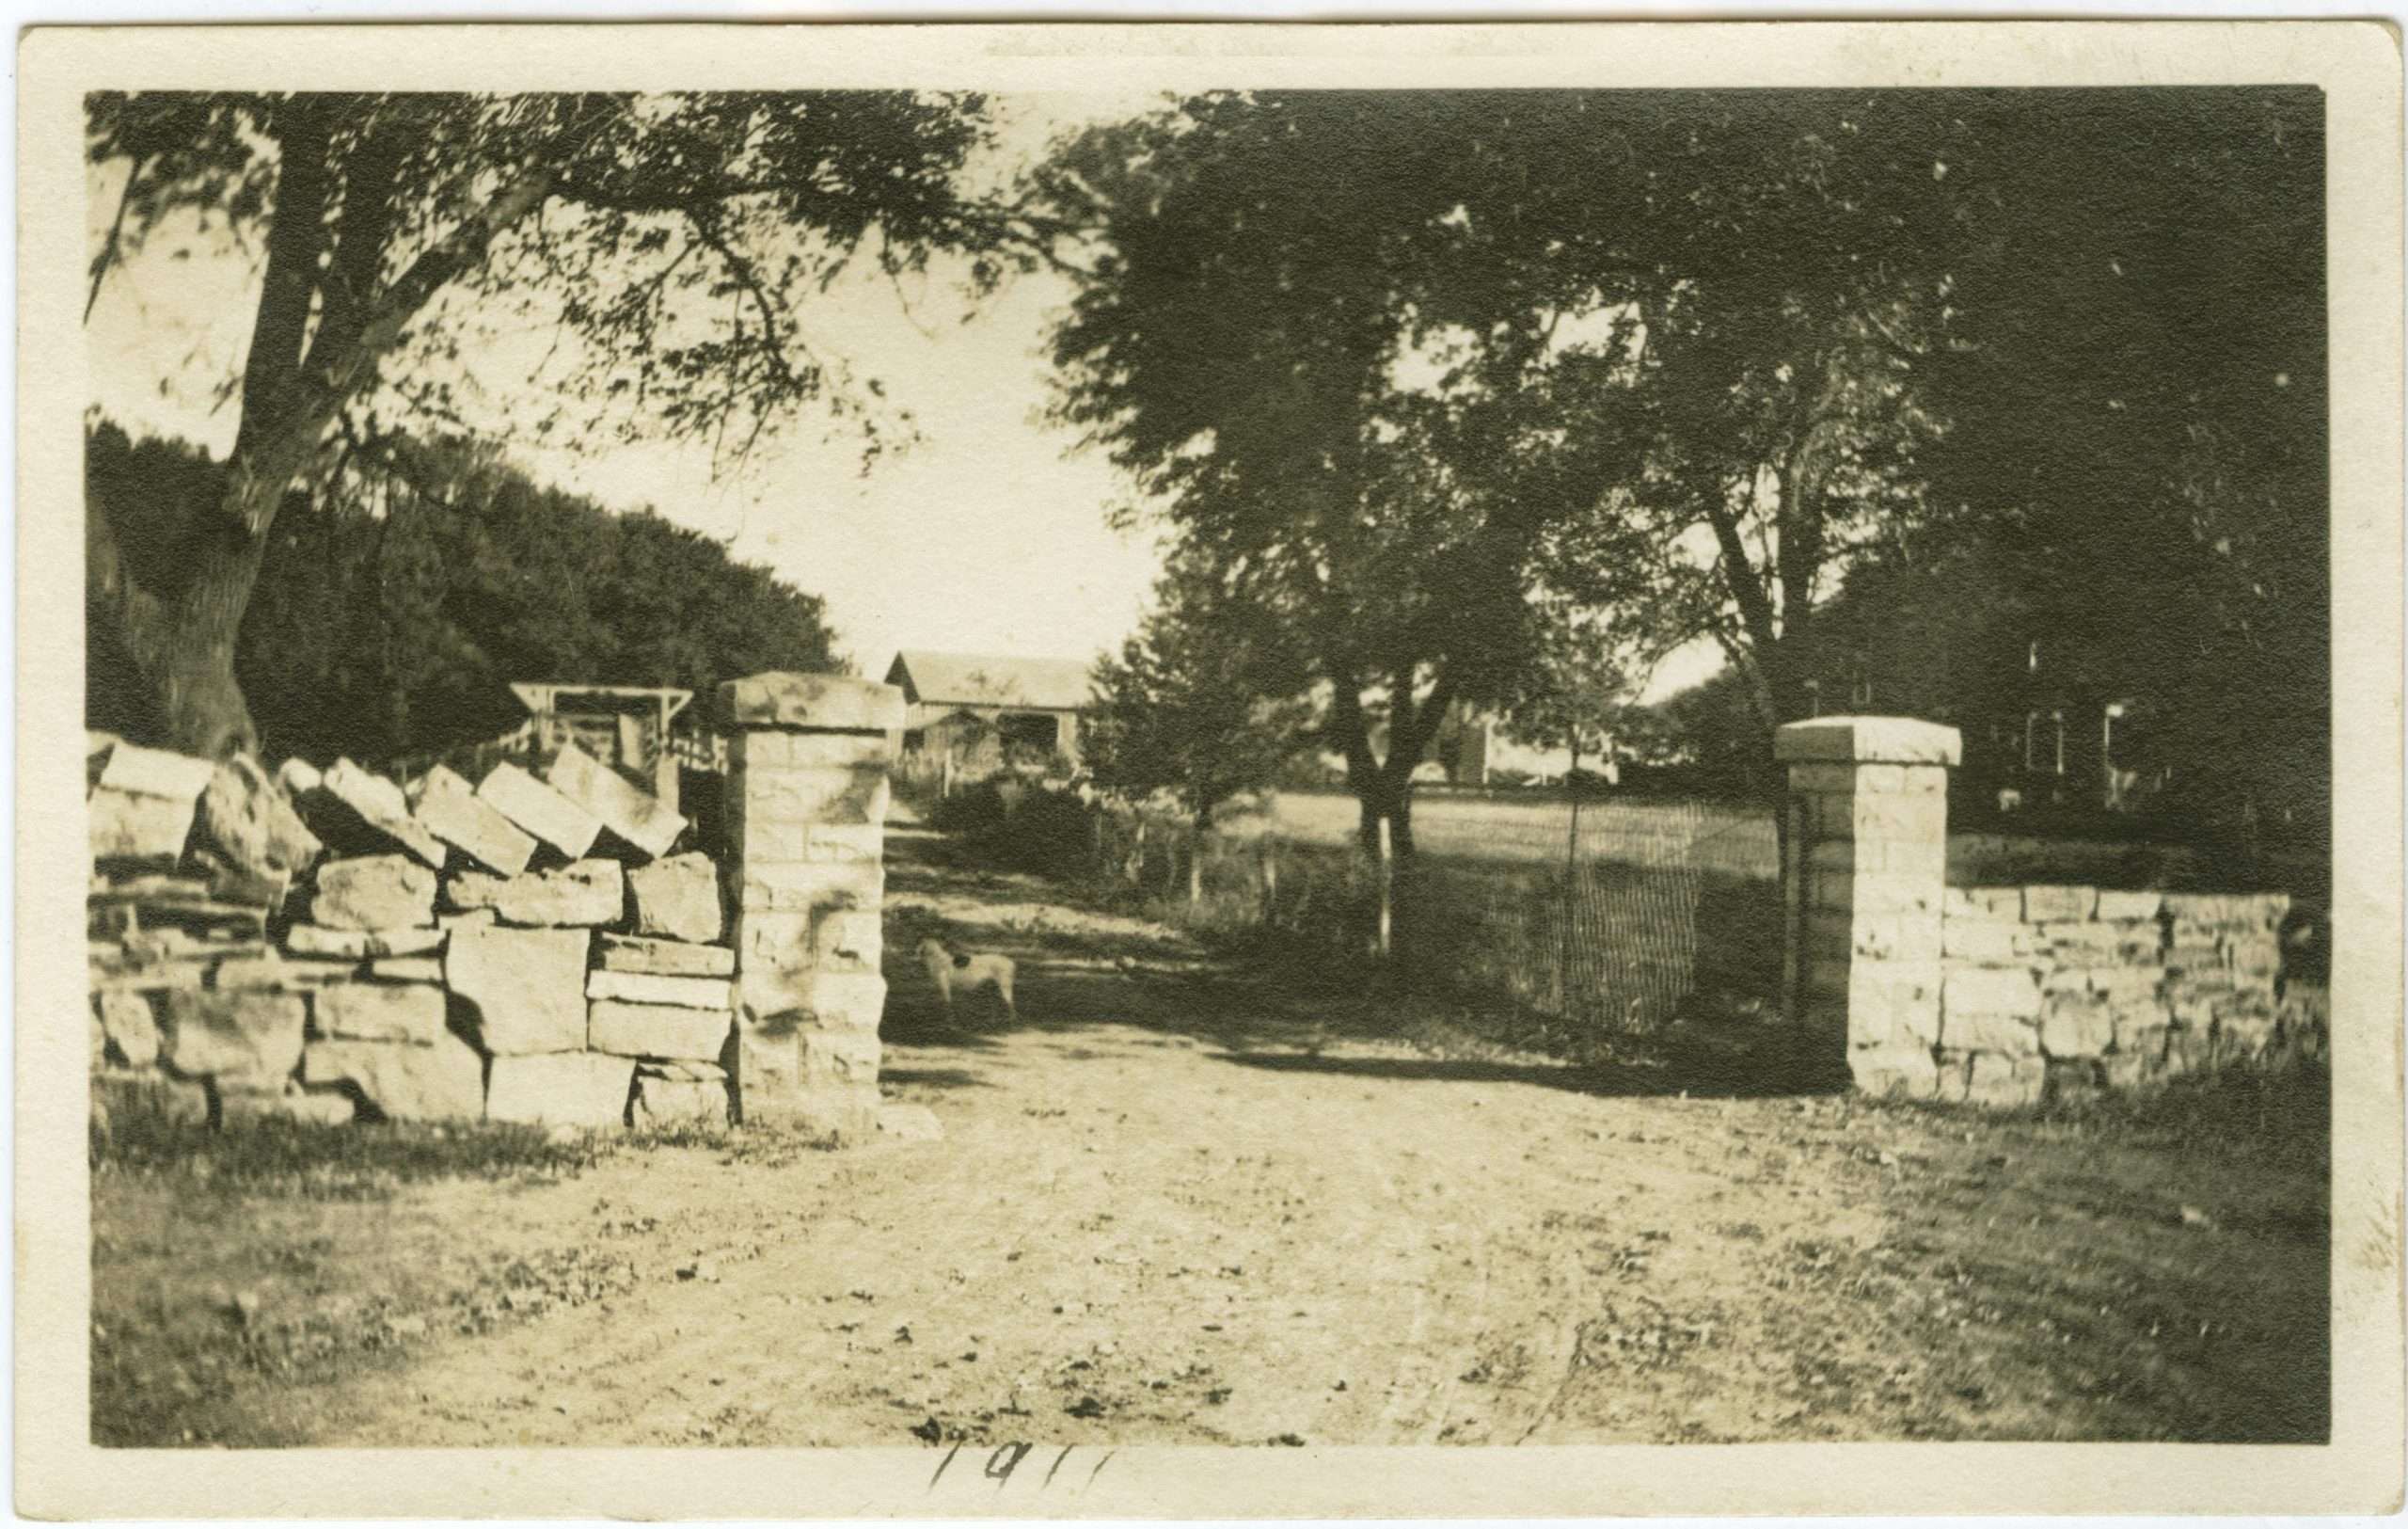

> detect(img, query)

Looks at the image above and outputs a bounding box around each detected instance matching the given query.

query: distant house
[885,650,1095,776]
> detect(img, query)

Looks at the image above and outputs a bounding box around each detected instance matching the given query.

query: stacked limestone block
[1934,885,2303,1106]
[720,672,898,1136]
[89,731,738,1131]
[1774,716,1959,1097]
[2160,892,2302,1069]
[88,737,340,1124]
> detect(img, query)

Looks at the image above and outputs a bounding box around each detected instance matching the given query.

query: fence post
[721,671,900,1139]
[1376,816,1394,959]
[1260,847,1277,921]
[1774,716,1960,1094]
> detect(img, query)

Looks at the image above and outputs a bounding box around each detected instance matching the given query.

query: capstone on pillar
[718,672,899,1138]
[1773,715,1961,1096]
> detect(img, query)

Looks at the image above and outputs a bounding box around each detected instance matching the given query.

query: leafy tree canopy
[87,419,840,766]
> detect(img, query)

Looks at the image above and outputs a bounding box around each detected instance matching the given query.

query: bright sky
[85,91,1719,702]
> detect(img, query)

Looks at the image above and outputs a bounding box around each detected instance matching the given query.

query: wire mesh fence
[1079,789,1783,1054]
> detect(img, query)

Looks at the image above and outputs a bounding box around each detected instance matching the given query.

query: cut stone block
[2037,993,2116,1059]
[370,956,444,983]
[1941,964,2042,1020]
[1942,1007,2041,1056]
[97,742,218,803]
[283,923,446,960]
[1941,916,2020,965]
[2094,889,2165,923]
[729,730,892,770]
[218,1086,359,1127]
[310,854,437,931]
[406,764,537,875]
[736,860,883,918]
[314,980,451,1044]
[800,1027,881,1085]
[96,989,162,1069]
[730,1024,800,1124]
[735,815,886,868]
[737,764,890,829]
[476,762,602,860]
[587,969,735,1010]
[485,1052,633,1128]
[736,961,885,1032]
[798,1031,881,1137]
[212,951,293,990]
[89,787,197,865]
[2019,884,2098,923]
[448,859,626,927]
[197,755,323,881]
[717,672,904,734]
[638,1058,729,1084]
[90,941,214,994]
[1961,1050,2044,1107]
[276,757,324,797]
[627,852,722,944]
[440,908,497,930]
[1849,1043,1941,1098]
[2081,965,2163,1001]
[814,909,882,971]
[588,999,734,1061]
[303,1035,484,1121]
[445,924,591,1055]
[598,933,734,979]
[632,1074,730,1128]
[548,742,688,860]
[194,852,291,910]
[159,989,307,1086]
[2162,891,2289,931]
[314,758,447,868]
[806,970,888,1031]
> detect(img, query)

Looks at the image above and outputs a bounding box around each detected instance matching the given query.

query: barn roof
[886,650,1095,712]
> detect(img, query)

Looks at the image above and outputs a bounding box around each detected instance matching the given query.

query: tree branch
[86,155,148,324]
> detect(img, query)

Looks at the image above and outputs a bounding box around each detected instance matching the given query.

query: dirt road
[103,827,2327,1448]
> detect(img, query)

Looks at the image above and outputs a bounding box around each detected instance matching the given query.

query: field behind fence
[1054,789,1785,1058]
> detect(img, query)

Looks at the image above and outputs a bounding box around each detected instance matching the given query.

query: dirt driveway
[103,827,2328,1448]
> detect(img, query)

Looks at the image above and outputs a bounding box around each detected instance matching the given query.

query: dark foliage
[87,420,839,764]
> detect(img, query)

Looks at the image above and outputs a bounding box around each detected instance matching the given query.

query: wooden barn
[884,650,1094,777]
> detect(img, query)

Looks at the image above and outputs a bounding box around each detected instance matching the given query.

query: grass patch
[93,1107,609,1202]
[89,1087,842,1446]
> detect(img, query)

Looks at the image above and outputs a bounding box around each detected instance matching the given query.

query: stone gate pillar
[1775,716,1960,1095]
[719,672,898,1137]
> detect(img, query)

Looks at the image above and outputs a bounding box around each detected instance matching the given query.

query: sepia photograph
[18,18,2404,1521]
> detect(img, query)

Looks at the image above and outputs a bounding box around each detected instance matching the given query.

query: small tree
[1085,565,1310,831]
[1043,93,1648,863]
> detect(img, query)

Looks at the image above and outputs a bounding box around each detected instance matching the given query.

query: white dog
[918,938,1017,1020]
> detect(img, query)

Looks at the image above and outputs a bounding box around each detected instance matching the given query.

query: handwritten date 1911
[928,1441,1117,1496]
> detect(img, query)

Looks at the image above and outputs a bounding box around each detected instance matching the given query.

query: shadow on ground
[878,821,1829,1103]
[1213,1045,1820,1102]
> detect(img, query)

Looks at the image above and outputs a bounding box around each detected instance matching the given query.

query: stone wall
[88,672,908,1139]
[1930,885,2324,1107]
[90,736,737,1130]
[1776,715,2324,1110]
[1775,716,1960,1096]
[721,672,900,1138]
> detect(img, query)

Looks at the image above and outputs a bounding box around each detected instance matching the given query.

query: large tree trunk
[89,97,586,757]
[87,465,291,759]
